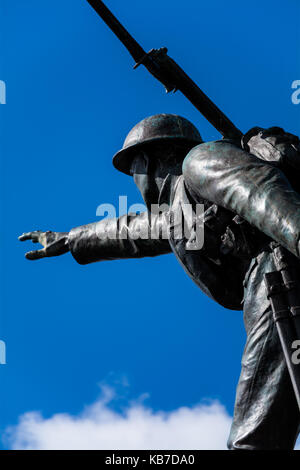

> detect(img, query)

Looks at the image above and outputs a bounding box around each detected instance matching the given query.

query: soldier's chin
[141,189,160,209]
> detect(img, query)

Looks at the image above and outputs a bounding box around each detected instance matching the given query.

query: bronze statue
[18,0,300,451]
[20,114,300,449]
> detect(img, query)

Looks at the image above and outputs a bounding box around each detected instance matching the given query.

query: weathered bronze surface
[19,115,300,449]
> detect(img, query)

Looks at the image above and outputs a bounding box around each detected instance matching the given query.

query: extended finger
[19,231,42,242]
[25,249,46,260]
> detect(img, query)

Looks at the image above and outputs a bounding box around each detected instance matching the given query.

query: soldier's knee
[227,432,253,450]
[227,435,240,450]
[227,436,234,450]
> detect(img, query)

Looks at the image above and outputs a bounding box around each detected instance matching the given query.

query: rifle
[86,0,300,414]
[86,0,243,142]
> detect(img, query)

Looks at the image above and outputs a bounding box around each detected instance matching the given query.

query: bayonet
[86,0,243,142]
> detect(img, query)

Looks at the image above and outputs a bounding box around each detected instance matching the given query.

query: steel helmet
[113,114,203,175]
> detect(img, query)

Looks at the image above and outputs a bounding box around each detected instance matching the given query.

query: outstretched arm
[19,211,171,263]
[69,211,171,264]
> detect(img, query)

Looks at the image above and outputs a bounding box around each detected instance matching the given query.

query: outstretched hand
[19,231,69,260]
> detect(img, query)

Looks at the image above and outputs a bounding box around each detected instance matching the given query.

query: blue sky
[0,0,299,449]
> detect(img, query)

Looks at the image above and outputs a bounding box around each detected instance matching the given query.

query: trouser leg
[182,140,300,258]
[228,307,300,449]
[228,252,300,450]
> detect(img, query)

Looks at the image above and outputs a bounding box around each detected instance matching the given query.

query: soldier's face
[130,145,185,208]
[130,151,162,208]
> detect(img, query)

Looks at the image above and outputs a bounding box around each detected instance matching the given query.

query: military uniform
[183,135,300,449]
[39,115,300,448]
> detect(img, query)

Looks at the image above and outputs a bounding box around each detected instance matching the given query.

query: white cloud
[5,386,232,450]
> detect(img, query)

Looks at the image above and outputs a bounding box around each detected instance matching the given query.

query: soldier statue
[20,114,300,449]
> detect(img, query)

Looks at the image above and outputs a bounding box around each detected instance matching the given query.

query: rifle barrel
[86,0,243,141]
[87,0,146,63]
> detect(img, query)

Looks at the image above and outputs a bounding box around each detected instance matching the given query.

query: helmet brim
[112,136,202,176]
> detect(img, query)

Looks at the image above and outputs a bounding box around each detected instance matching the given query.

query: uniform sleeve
[68,211,172,265]
[183,139,300,258]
